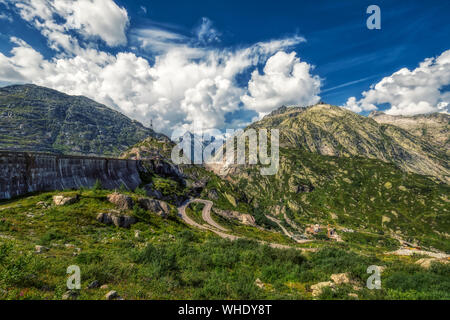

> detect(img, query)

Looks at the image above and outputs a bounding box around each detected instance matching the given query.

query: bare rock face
[53,195,78,206]
[138,198,171,218]
[107,193,133,210]
[96,211,137,228]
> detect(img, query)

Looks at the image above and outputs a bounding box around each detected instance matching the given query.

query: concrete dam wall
[0,151,142,200]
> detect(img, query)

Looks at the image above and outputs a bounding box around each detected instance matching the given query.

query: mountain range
[1,84,449,300]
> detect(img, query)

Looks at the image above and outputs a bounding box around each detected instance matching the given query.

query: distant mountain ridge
[369,111,449,154]
[247,103,449,182]
[0,84,166,156]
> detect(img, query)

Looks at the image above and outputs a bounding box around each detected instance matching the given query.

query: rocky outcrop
[96,211,137,228]
[138,198,171,218]
[0,151,141,200]
[213,208,256,226]
[107,193,133,210]
[53,195,78,206]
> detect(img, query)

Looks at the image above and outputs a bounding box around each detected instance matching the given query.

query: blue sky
[0,0,449,134]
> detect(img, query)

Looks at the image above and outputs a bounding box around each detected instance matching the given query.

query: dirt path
[178,198,316,251]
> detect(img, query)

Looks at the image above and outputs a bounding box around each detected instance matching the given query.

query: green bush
[92,179,103,191]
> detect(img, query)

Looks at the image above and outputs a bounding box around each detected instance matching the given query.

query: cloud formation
[242,51,321,116]
[12,0,129,51]
[0,0,322,135]
[344,50,450,115]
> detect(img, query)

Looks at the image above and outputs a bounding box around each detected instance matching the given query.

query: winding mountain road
[265,214,311,244]
[178,199,238,240]
[178,198,313,250]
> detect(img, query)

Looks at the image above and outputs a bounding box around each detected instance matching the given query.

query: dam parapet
[0,151,141,200]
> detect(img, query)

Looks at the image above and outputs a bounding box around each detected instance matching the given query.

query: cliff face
[0,151,141,200]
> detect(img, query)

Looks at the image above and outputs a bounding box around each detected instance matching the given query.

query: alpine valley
[0,84,449,300]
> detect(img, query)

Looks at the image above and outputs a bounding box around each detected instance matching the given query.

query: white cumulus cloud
[12,0,129,49]
[344,49,450,115]
[0,1,322,136]
[241,51,321,116]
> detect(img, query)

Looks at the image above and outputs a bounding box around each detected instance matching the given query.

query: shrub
[92,179,102,191]
[134,187,147,196]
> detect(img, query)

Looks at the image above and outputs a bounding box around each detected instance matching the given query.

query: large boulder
[138,198,171,218]
[107,193,133,210]
[97,211,137,228]
[53,195,78,206]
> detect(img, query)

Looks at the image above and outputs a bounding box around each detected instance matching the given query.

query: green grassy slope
[1,190,449,300]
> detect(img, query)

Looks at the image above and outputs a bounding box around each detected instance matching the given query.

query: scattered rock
[330,273,351,285]
[255,278,265,289]
[352,285,363,291]
[100,284,109,289]
[88,280,100,289]
[107,193,133,210]
[105,290,119,300]
[65,243,75,248]
[97,211,137,228]
[35,245,49,254]
[310,281,335,297]
[53,195,78,206]
[138,198,171,218]
[348,293,359,299]
[36,201,50,208]
[62,290,79,300]
[134,230,141,239]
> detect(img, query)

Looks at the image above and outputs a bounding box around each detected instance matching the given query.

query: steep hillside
[205,104,450,251]
[0,84,164,156]
[369,111,449,154]
[247,104,449,182]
